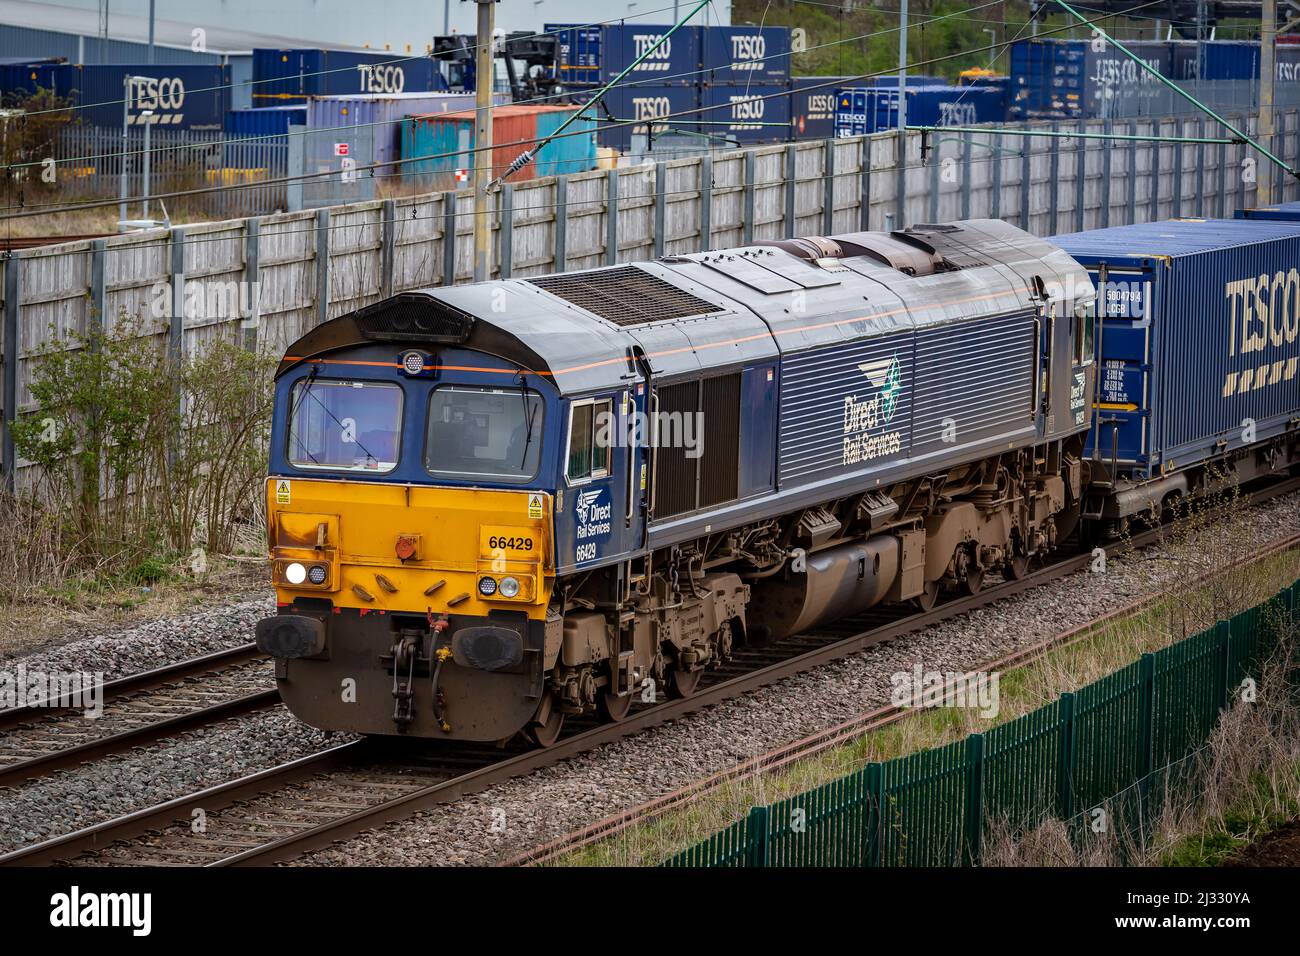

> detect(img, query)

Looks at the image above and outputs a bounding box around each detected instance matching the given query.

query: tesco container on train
[1051,218,1300,480]
[702,26,791,84]
[1009,38,1173,119]
[251,48,446,106]
[790,76,848,140]
[0,63,229,129]
[834,85,1003,136]
[546,23,702,86]
[402,104,596,188]
[1170,40,1300,81]
[698,83,789,144]
[1236,200,1300,222]
[598,83,699,151]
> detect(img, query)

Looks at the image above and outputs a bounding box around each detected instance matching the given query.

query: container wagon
[1051,218,1300,533]
[834,84,1004,136]
[1236,200,1300,223]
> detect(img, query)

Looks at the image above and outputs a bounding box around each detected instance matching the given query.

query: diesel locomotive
[255,218,1102,744]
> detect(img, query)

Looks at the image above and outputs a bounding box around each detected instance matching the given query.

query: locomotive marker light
[401,350,427,375]
[499,576,521,598]
[478,576,498,597]
[285,562,308,585]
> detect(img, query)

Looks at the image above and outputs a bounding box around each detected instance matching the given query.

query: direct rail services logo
[49,886,152,937]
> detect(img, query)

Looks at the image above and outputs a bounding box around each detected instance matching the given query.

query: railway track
[4,475,1298,867]
[0,644,276,789]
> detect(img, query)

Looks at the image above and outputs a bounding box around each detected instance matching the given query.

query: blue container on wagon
[224,105,306,138]
[702,25,791,84]
[598,83,700,151]
[1051,218,1300,480]
[790,76,849,140]
[251,49,446,106]
[1009,38,1172,119]
[1,63,229,129]
[1236,200,1300,222]
[546,23,702,86]
[699,83,789,144]
[834,85,1003,136]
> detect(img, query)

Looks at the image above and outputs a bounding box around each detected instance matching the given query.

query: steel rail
[4,475,1297,867]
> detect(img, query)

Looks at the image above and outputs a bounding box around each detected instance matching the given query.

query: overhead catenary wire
[0,0,1174,221]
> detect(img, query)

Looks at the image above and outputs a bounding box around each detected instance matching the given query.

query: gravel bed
[0,493,1293,863]
[294,492,1300,867]
[0,709,348,853]
[0,595,274,684]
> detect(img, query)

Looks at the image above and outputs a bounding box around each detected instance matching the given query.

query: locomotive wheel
[668,667,704,698]
[914,580,941,612]
[1004,554,1030,580]
[598,689,633,721]
[961,564,984,595]
[525,693,565,747]
[527,709,565,747]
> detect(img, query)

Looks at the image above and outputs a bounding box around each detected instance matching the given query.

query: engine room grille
[528,266,724,326]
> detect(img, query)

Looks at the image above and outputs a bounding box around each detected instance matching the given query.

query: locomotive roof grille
[528,265,725,326]
[354,294,474,344]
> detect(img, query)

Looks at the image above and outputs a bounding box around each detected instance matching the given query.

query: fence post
[499,184,514,280]
[1236,114,1248,212]
[1,251,20,492]
[1019,134,1032,230]
[1056,691,1076,820]
[1215,619,1231,711]
[1048,121,1061,232]
[1074,121,1086,232]
[1172,117,1184,220]
[990,133,1002,221]
[784,143,797,238]
[928,144,940,223]
[169,228,186,363]
[745,805,769,868]
[242,221,260,353]
[1216,134,1228,217]
[1149,121,1162,222]
[823,138,835,234]
[1137,653,1155,779]
[960,131,972,222]
[1194,116,1206,218]
[1127,120,1138,224]
[380,198,396,298]
[894,130,906,228]
[442,192,457,286]
[963,732,985,866]
[699,154,713,252]
[1101,119,1113,229]
[743,150,756,245]
[654,162,668,257]
[606,168,619,266]
[554,178,568,273]
[865,761,883,867]
[314,208,330,325]
[860,136,873,230]
[89,239,107,336]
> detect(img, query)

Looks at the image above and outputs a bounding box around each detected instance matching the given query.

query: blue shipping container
[252,49,445,106]
[835,85,1003,136]
[223,105,306,138]
[1236,200,1300,222]
[547,24,701,86]
[599,83,699,151]
[1009,38,1172,119]
[1051,218,1300,478]
[703,26,791,84]
[699,83,789,144]
[1,63,229,129]
[790,76,849,140]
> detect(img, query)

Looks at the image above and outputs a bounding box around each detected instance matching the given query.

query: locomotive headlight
[498,576,520,598]
[478,576,498,596]
[285,562,307,585]
[307,564,328,585]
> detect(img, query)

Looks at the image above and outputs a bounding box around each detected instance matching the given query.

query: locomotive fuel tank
[747,536,901,641]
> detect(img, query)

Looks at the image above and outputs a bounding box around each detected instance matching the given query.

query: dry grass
[549,526,1300,866]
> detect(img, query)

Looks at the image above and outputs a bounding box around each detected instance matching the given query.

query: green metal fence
[664,581,1299,867]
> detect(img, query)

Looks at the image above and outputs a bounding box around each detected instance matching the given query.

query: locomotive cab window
[426,386,543,482]
[288,378,402,473]
[566,398,612,483]
[1073,303,1096,365]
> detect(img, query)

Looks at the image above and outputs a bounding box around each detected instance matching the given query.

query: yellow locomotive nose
[265,477,553,619]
